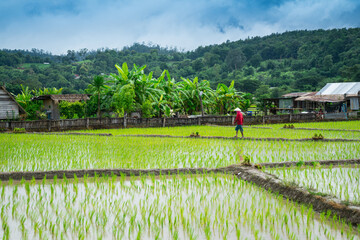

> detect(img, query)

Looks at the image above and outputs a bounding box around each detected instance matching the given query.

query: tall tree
[89,75,109,117]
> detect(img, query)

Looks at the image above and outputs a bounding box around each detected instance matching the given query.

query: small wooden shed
[0,86,26,120]
[33,94,90,120]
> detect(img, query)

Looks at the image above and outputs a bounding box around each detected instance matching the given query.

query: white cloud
[0,0,359,54]
[271,0,358,29]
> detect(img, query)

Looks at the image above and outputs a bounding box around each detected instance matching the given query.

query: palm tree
[90,75,108,117]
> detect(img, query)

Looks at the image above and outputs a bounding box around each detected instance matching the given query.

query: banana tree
[176,77,214,115]
[110,63,163,106]
[152,94,171,117]
[155,70,182,113]
[215,80,241,114]
[32,87,63,97]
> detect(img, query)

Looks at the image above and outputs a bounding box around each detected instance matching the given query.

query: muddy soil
[115,134,360,142]
[260,158,360,168]
[6,132,360,142]
[286,127,360,132]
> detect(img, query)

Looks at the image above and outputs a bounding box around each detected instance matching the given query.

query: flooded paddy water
[268,165,360,203]
[1,121,360,239]
[0,174,359,240]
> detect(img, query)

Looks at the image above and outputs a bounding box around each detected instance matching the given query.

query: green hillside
[1,28,359,97]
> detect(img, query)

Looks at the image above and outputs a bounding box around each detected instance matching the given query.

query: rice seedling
[268,165,360,203]
[0,174,358,239]
[1,134,359,172]
[73,123,360,139]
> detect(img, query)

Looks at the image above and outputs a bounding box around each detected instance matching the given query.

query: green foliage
[296,160,304,167]
[111,84,136,113]
[15,85,42,120]
[312,133,324,140]
[2,28,360,119]
[87,75,109,117]
[13,128,26,133]
[141,100,153,118]
[59,101,86,119]
[1,28,359,97]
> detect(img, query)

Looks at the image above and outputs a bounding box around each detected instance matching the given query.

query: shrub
[59,101,86,119]
[141,100,154,118]
[13,128,26,133]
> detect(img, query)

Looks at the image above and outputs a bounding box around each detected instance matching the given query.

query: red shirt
[234,112,244,125]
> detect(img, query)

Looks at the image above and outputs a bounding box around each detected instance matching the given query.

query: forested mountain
[1,28,360,97]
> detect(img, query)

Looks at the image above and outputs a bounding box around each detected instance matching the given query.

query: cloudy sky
[1,0,360,55]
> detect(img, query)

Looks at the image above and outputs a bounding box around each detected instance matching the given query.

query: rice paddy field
[1,120,360,239]
[1,134,360,172]
[1,174,359,240]
[267,165,360,204]
[74,120,360,139]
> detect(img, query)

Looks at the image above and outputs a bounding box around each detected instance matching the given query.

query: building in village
[32,94,90,120]
[0,86,27,120]
[264,82,360,117]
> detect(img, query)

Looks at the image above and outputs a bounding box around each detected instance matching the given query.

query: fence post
[163,117,166,127]
[262,116,265,124]
[198,117,201,125]
[124,113,127,128]
[48,120,51,132]
[86,118,89,129]
[289,114,292,122]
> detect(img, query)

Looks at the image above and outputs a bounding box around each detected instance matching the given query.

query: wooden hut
[0,86,26,120]
[32,94,90,120]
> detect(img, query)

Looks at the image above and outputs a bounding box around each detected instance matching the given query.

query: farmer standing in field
[233,108,244,138]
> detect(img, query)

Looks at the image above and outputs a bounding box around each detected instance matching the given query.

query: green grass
[19,63,51,69]
[76,59,92,64]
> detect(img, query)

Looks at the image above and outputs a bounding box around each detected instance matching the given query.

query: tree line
[15,63,254,120]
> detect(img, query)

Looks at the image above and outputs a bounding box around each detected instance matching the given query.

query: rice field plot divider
[115,134,360,142]
[283,127,360,132]
[0,166,235,181]
[9,131,360,142]
[21,132,113,137]
[260,158,360,168]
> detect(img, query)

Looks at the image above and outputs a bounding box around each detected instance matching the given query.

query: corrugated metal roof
[316,82,360,96]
